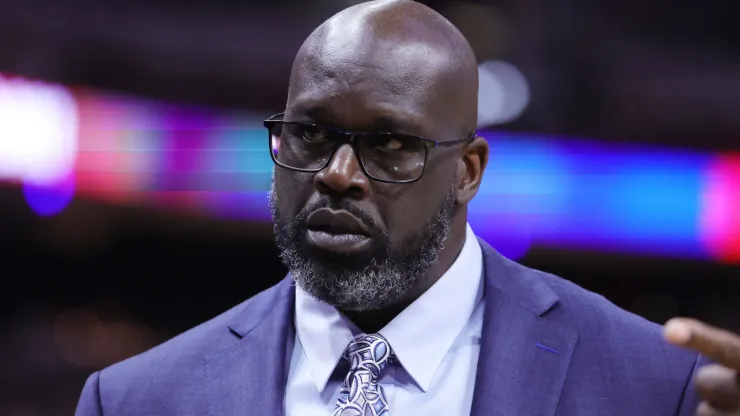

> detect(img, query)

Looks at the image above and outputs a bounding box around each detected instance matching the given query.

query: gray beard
[269,178,457,312]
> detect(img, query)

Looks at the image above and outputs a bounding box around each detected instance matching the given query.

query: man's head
[269,0,488,311]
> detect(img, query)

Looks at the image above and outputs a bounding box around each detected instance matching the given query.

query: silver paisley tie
[333,333,392,416]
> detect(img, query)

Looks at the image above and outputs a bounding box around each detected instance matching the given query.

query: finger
[694,364,740,411]
[664,318,740,369]
[695,400,740,416]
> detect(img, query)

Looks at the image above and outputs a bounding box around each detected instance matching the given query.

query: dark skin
[274,0,740,412]
[665,319,740,415]
[273,0,487,332]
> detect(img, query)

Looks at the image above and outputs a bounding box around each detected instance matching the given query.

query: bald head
[272,0,489,315]
[287,0,479,138]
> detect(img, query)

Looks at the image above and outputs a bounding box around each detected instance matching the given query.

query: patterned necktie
[333,334,392,416]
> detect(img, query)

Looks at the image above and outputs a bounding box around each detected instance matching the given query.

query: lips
[305,208,373,254]
[306,208,370,236]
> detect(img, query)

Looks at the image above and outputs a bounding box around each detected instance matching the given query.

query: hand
[665,318,740,415]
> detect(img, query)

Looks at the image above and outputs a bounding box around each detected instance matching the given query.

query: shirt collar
[294,224,484,393]
[294,285,360,392]
[378,224,483,391]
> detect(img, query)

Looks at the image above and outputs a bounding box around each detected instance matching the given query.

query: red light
[701,154,740,263]
[73,91,151,203]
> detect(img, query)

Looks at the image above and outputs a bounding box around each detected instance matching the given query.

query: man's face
[270,35,469,311]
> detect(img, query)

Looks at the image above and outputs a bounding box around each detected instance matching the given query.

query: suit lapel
[202,243,577,415]
[471,242,578,416]
[204,278,295,416]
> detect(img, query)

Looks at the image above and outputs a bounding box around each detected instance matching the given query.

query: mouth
[305,208,373,254]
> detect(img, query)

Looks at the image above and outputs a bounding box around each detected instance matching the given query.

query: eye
[375,136,404,151]
[301,125,328,144]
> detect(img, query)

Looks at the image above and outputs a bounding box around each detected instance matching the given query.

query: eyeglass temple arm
[434,133,478,147]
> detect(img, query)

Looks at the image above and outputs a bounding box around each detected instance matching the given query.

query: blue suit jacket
[76,240,707,415]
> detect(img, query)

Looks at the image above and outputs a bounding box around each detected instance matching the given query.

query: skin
[272,0,740,412]
[665,319,740,415]
[273,0,487,332]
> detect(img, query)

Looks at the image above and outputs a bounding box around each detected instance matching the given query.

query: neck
[342,213,468,333]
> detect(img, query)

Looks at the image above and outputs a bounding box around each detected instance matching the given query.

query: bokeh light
[53,309,157,369]
[23,173,76,217]
[477,60,530,127]
[1,72,739,263]
[701,154,740,263]
[0,74,78,186]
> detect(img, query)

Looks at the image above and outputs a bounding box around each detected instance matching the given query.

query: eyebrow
[294,105,330,122]
[371,115,416,134]
[292,105,423,136]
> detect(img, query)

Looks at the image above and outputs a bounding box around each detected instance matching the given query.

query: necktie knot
[343,333,392,379]
[334,334,392,416]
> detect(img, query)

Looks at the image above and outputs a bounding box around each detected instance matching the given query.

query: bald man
[75,1,740,415]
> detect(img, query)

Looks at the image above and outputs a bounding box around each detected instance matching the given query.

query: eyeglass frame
[263,112,476,184]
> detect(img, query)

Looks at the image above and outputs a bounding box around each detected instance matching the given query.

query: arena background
[0,0,738,414]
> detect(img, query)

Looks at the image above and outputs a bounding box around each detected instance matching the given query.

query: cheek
[380,187,444,243]
[380,161,456,240]
[274,169,314,216]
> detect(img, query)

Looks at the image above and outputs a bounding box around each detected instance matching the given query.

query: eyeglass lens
[269,122,426,182]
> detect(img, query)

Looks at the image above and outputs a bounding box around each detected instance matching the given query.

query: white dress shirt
[285,224,484,416]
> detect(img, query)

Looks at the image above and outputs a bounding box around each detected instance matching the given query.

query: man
[76,1,740,415]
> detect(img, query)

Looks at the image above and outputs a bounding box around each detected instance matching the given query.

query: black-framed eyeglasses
[263,112,475,184]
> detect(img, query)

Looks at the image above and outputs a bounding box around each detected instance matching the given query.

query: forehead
[287,38,460,138]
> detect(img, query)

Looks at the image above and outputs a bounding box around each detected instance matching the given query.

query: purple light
[271,135,280,156]
[471,214,532,261]
[23,174,75,217]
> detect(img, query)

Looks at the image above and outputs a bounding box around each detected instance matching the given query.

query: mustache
[296,198,385,237]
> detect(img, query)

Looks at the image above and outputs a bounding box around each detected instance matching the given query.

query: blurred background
[0,0,738,413]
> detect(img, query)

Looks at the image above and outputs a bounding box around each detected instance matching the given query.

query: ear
[456,136,489,204]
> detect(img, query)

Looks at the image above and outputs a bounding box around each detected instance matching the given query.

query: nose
[314,143,371,199]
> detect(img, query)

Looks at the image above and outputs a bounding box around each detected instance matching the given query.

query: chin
[301,240,377,270]
[293,257,417,312]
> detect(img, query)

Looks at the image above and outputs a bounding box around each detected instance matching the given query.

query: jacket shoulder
[92,278,292,413]
[519,260,699,379]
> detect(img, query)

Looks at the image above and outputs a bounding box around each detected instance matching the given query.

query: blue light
[206,191,272,221]
[192,127,714,260]
[472,134,712,258]
[23,175,75,217]
[208,127,272,192]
